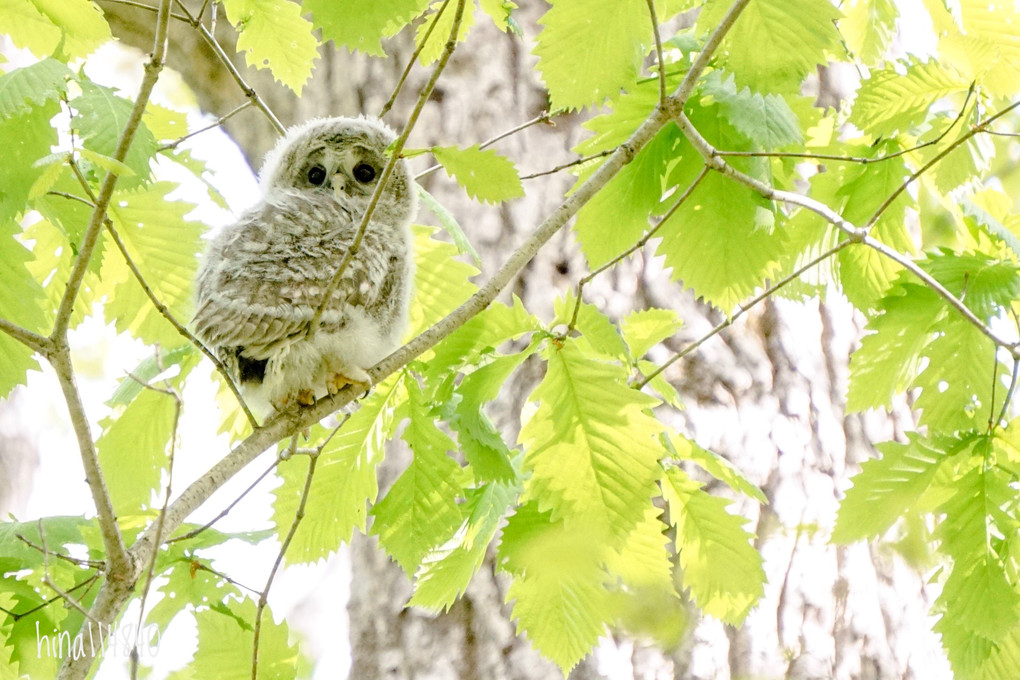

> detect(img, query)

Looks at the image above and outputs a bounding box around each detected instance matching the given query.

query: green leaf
[664,431,767,504]
[414,0,475,65]
[839,0,899,64]
[662,467,765,624]
[220,0,319,95]
[832,435,946,543]
[0,222,46,398]
[520,339,663,545]
[700,72,803,149]
[427,296,541,377]
[0,58,69,117]
[1,0,111,59]
[553,292,628,360]
[0,99,60,223]
[499,502,612,674]
[96,387,177,514]
[705,0,842,93]
[108,345,196,408]
[449,351,531,482]
[620,308,681,361]
[534,0,650,110]
[73,81,157,184]
[371,379,465,574]
[934,463,1020,675]
[657,171,786,312]
[147,561,242,630]
[408,225,479,335]
[415,185,480,265]
[606,505,675,594]
[479,0,517,32]
[573,125,682,269]
[104,182,203,347]
[410,480,518,611]
[851,58,971,137]
[170,598,298,680]
[306,0,430,55]
[272,377,403,562]
[432,145,524,204]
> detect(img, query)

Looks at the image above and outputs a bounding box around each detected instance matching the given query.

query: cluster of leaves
[2,0,1020,678]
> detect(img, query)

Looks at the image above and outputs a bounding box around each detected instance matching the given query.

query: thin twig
[638,239,855,388]
[995,357,1020,428]
[1,574,102,621]
[645,0,667,105]
[173,0,285,134]
[16,533,105,570]
[309,0,469,337]
[252,452,318,680]
[165,458,280,544]
[130,379,181,680]
[158,101,254,151]
[520,149,617,180]
[567,166,710,332]
[415,109,562,181]
[379,0,453,118]
[98,0,191,22]
[38,520,102,626]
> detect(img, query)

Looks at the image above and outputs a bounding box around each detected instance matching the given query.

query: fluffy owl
[193,116,416,415]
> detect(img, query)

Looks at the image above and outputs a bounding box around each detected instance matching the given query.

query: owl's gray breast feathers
[193,191,409,361]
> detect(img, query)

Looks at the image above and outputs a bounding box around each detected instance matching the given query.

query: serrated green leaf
[78,147,134,178]
[479,0,517,31]
[851,58,971,137]
[96,387,177,513]
[700,72,803,149]
[0,99,60,223]
[553,292,628,360]
[272,377,403,562]
[410,480,518,611]
[220,0,319,95]
[428,296,541,377]
[499,502,611,673]
[306,0,430,55]
[534,0,650,110]
[839,0,898,64]
[662,467,764,624]
[169,598,298,680]
[0,0,63,57]
[147,561,242,631]
[415,185,480,265]
[657,171,786,312]
[432,145,524,204]
[2,0,111,59]
[934,463,1020,675]
[705,0,842,93]
[73,81,157,184]
[104,182,202,346]
[409,225,479,335]
[108,345,196,407]
[621,308,681,361]
[0,221,46,398]
[520,339,663,545]
[664,432,767,504]
[450,351,531,481]
[0,58,69,117]
[606,505,675,594]
[371,379,464,574]
[832,435,946,543]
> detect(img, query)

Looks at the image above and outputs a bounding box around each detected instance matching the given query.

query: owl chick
[193,116,416,415]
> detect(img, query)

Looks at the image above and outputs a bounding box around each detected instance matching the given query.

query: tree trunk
[100,3,950,678]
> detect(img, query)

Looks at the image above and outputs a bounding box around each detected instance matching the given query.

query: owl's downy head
[259,115,417,226]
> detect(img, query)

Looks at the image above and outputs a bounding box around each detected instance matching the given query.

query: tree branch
[378,0,453,118]
[0,317,51,357]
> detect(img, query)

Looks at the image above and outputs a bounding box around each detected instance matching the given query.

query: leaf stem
[645,0,667,105]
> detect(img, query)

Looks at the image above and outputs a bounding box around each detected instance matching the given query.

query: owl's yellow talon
[296,389,315,406]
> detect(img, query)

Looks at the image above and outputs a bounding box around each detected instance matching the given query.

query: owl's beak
[331,173,348,197]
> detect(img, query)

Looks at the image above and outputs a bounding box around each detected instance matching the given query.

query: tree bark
[99,3,950,678]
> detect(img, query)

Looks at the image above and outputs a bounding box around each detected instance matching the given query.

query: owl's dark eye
[307,165,327,186]
[352,163,376,183]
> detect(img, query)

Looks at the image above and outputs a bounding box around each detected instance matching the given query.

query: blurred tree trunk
[101,3,949,678]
